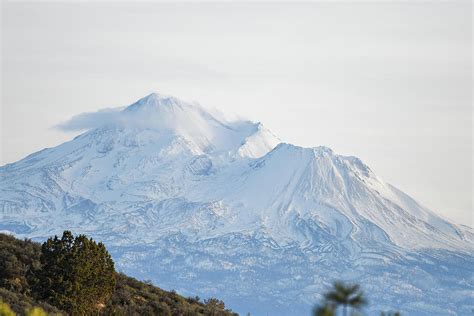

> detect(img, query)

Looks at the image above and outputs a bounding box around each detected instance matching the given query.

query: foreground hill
[0,233,237,316]
[1,93,473,315]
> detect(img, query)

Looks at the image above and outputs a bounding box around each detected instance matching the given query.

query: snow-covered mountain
[1,93,473,315]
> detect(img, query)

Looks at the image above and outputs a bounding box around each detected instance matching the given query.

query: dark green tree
[323,281,367,316]
[35,231,115,314]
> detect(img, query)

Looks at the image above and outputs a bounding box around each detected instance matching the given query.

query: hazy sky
[1,1,472,225]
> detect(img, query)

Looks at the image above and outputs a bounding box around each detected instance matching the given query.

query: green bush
[0,300,15,316]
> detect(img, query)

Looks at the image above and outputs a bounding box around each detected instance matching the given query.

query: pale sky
[1,1,472,225]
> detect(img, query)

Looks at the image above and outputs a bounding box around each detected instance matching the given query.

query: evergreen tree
[323,281,366,316]
[35,231,115,314]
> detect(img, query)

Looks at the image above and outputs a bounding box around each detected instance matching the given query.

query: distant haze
[1,1,472,225]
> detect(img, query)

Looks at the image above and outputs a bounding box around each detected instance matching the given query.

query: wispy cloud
[56,108,125,131]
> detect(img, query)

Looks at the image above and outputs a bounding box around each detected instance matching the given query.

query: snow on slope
[0,93,473,315]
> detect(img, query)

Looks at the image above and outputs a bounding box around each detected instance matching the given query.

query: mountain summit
[124,93,280,158]
[1,93,472,315]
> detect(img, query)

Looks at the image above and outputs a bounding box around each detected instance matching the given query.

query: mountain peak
[70,92,278,158]
[124,92,183,113]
